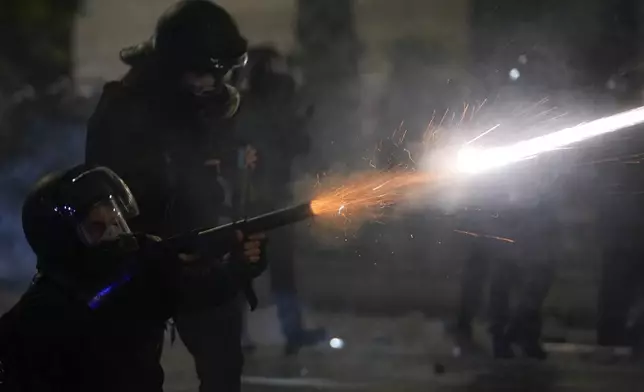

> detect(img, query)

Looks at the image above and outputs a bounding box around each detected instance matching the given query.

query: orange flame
[310,171,440,218]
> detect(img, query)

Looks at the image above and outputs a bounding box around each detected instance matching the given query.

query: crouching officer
[0,165,266,392]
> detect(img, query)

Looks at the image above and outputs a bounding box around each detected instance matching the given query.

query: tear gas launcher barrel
[157,201,315,256]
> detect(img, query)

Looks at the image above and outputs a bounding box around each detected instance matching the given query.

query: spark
[439,109,449,128]
[514,98,549,118]
[310,106,644,226]
[456,106,644,174]
[484,235,516,244]
[454,230,515,244]
[310,171,438,217]
[372,180,392,191]
[527,107,558,122]
[460,103,470,124]
[474,98,488,116]
[425,111,436,137]
[453,229,480,238]
[465,124,501,145]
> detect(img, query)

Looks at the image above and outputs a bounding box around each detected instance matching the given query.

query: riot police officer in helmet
[0,165,265,391]
[86,2,257,391]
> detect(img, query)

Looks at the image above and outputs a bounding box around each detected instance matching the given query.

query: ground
[1,284,642,391]
[161,305,644,392]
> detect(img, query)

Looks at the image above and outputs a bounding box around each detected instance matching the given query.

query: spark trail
[310,171,438,217]
[456,106,644,174]
[310,106,644,221]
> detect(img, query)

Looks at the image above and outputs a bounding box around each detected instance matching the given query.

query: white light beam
[456,106,644,174]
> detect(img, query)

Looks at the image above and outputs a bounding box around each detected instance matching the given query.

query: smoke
[0,113,85,280]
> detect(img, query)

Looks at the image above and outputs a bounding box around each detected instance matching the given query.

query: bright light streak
[456,106,644,174]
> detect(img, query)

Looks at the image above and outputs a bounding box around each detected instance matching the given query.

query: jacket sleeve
[173,256,243,312]
[139,235,267,312]
[164,254,265,312]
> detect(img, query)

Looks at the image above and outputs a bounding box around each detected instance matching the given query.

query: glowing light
[456,147,484,173]
[310,172,437,218]
[310,199,325,216]
[456,106,644,174]
[310,106,644,225]
[329,337,344,349]
[509,68,521,81]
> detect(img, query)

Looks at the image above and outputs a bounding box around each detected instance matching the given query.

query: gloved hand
[234,231,267,279]
[232,231,268,311]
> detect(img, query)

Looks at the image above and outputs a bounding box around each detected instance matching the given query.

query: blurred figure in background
[234,45,326,355]
[453,166,557,360]
[490,170,557,360]
[452,208,497,352]
[595,64,644,353]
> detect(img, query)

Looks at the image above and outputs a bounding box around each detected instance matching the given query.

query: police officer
[0,165,265,391]
[85,2,254,390]
[477,168,556,360]
[234,46,326,355]
[373,137,554,359]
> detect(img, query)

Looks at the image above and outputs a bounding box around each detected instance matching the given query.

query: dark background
[1,0,644,321]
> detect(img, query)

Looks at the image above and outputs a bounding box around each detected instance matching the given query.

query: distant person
[479,171,556,360]
[595,143,644,351]
[234,46,326,355]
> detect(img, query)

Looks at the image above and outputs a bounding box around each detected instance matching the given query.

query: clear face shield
[76,199,133,246]
[55,167,139,249]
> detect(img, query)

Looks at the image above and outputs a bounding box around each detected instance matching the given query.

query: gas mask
[182,72,226,97]
[176,53,247,118]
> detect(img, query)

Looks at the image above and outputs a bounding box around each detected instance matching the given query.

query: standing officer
[86,1,253,391]
[234,46,326,355]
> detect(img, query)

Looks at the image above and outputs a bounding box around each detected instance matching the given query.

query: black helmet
[22,165,139,270]
[122,0,248,75]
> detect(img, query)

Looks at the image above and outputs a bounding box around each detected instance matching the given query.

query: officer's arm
[174,250,266,312]
[145,233,267,312]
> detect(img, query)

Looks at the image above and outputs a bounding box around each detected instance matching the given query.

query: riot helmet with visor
[22,165,139,272]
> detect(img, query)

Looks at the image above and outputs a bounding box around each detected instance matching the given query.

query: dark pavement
[161,307,644,392]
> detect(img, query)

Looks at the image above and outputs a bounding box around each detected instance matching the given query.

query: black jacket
[84,63,265,294]
[0,236,249,392]
[86,63,243,236]
[234,73,310,212]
